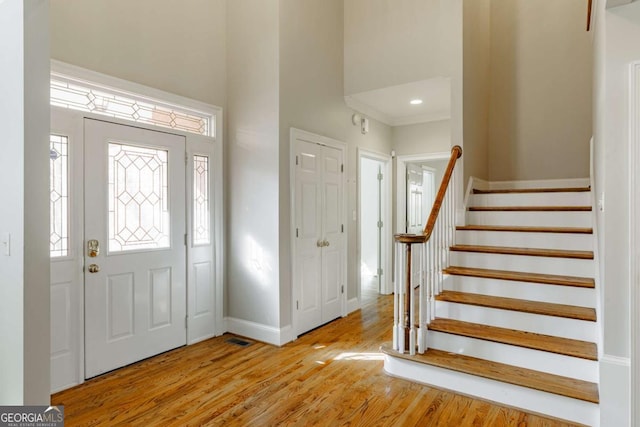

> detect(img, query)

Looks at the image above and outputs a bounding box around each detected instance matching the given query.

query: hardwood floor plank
[52,293,582,426]
[443,266,595,288]
[450,244,594,259]
[472,187,591,194]
[436,290,597,321]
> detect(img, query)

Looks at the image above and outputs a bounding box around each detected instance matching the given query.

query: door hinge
[296,155,299,166]
[377,220,383,228]
[341,224,344,233]
[185,315,188,329]
[296,228,299,238]
[377,268,383,276]
[341,285,344,294]
[341,164,344,173]
[377,172,383,181]
[184,233,188,245]
[185,153,189,165]
[296,300,299,310]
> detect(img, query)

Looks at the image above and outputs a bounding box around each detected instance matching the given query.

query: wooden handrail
[393,145,462,354]
[394,145,462,243]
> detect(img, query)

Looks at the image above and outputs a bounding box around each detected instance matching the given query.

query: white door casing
[291,128,346,337]
[84,118,186,378]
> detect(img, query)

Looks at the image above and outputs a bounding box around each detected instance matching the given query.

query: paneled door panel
[84,119,186,378]
[294,136,344,336]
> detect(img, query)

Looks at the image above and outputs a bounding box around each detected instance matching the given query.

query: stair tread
[473,187,591,194]
[468,206,592,212]
[429,318,598,361]
[443,266,595,288]
[436,290,596,321]
[456,225,593,234]
[380,344,599,403]
[450,244,594,259]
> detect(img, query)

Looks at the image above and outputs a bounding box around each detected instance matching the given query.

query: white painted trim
[344,96,450,126]
[629,60,640,427]
[51,60,221,121]
[225,317,291,347]
[463,176,489,225]
[289,128,349,338]
[347,297,360,314]
[600,355,631,427]
[488,178,590,190]
[395,152,450,234]
[357,148,393,301]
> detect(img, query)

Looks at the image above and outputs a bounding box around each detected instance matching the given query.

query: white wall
[279,0,392,318]
[50,0,227,107]
[462,0,490,184]
[488,0,592,181]
[226,0,281,329]
[0,0,50,405]
[593,1,640,424]
[392,120,451,156]
[344,0,454,95]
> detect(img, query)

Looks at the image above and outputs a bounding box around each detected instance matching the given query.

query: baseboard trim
[347,297,360,314]
[599,355,630,427]
[488,178,590,190]
[225,317,293,346]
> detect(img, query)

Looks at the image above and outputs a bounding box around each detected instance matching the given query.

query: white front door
[84,119,187,378]
[294,137,344,336]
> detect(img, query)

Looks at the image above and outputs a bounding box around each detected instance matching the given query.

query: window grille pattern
[193,155,210,245]
[51,78,212,136]
[50,135,69,258]
[108,143,170,252]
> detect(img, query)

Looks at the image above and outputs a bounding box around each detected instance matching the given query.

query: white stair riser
[435,301,597,342]
[455,230,593,251]
[384,356,599,426]
[466,211,592,228]
[469,192,591,207]
[428,331,598,382]
[450,252,594,277]
[443,275,596,307]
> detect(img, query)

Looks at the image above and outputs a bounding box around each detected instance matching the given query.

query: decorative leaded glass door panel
[84,118,186,378]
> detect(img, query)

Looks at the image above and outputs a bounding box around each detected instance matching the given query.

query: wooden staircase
[383,182,600,426]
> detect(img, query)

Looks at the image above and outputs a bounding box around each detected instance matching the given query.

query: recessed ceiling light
[410,99,423,105]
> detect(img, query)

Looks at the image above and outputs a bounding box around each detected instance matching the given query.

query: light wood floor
[53,282,581,426]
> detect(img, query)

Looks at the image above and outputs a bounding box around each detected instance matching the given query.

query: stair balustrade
[393,145,462,355]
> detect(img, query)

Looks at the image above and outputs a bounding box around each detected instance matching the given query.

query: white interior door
[406,163,424,233]
[84,118,186,378]
[294,136,344,336]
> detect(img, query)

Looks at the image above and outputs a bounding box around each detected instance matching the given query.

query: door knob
[323,240,330,247]
[88,264,100,273]
[317,239,323,248]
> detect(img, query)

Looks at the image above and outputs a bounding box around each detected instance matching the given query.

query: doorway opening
[358,149,392,310]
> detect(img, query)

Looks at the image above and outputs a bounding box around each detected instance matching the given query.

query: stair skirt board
[383,355,599,426]
[427,331,598,382]
[435,301,597,342]
[449,252,594,277]
[444,275,597,307]
[468,192,591,207]
[455,230,593,251]
[466,211,592,228]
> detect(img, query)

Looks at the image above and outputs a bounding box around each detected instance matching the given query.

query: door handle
[323,240,330,247]
[88,264,100,273]
[317,239,323,248]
